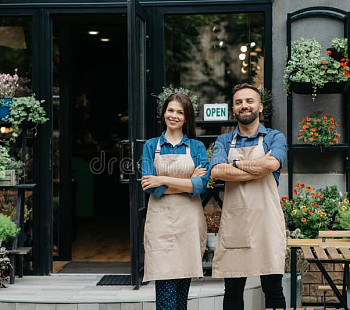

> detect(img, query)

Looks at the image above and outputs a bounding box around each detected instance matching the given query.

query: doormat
[58,262,131,274]
[96,274,131,286]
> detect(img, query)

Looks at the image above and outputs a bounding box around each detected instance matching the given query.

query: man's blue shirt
[142,132,210,198]
[209,123,286,185]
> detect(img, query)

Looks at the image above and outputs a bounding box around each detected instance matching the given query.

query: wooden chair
[317,231,350,310]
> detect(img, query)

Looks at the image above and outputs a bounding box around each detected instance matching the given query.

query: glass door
[127,0,148,288]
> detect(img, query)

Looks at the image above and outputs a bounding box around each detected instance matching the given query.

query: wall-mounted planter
[0,98,12,120]
[290,80,349,94]
[0,170,17,187]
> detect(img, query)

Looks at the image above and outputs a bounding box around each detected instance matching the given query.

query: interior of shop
[52,15,130,273]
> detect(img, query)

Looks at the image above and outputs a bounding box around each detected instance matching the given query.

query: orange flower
[311,193,317,197]
[306,186,313,191]
[309,137,314,142]
[311,128,317,132]
[281,196,288,201]
[312,202,317,207]
[306,117,311,121]
[317,118,321,122]
[327,50,332,55]
[330,142,334,145]
[336,133,341,137]
[301,217,307,223]
[295,183,300,187]
[341,62,347,68]
[319,193,324,198]
[293,189,298,195]
[344,199,349,204]
[333,138,338,143]
[309,210,313,215]
[314,133,318,136]
[300,183,305,188]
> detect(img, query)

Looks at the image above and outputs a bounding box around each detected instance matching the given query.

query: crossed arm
[211,151,280,182]
[141,166,206,194]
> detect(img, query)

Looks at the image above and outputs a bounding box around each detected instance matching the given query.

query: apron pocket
[144,209,175,252]
[222,208,251,249]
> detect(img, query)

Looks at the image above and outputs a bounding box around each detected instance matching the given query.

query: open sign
[204,103,228,121]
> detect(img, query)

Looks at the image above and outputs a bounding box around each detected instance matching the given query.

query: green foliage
[284,38,350,100]
[281,184,350,238]
[258,87,273,119]
[0,214,20,242]
[0,145,24,179]
[155,85,200,118]
[331,38,348,57]
[336,210,350,229]
[4,94,48,139]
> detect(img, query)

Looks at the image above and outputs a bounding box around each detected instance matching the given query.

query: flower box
[290,80,349,94]
[0,170,17,187]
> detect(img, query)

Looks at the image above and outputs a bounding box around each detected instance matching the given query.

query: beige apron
[143,139,207,282]
[212,134,286,278]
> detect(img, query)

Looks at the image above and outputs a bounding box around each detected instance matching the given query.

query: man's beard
[235,110,260,125]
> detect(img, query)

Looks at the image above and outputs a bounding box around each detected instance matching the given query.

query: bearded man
[210,83,287,310]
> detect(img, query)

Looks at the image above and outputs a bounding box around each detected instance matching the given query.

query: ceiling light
[242,61,248,67]
[239,53,246,60]
[241,67,247,74]
[240,46,247,53]
[88,31,99,35]
[250,42,256,47]
[219,41,224,47]
[100,38,110,42]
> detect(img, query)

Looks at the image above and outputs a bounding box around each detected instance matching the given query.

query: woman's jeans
[155,278,191,310]
[223,274,286,310]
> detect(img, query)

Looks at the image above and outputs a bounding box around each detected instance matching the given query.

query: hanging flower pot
[289,80,350,95]
[0,98,12,120]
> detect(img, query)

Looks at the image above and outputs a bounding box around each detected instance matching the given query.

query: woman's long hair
[159,93,197,138]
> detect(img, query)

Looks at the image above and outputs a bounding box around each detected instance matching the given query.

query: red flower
[281,196,288,201]
[341,58,346,61]
[340,62,347,68]
[345,70,350,76]
[300,183,305,188]
[293,189,298,195]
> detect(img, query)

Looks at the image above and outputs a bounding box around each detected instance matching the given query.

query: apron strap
[258,134,264,146]
[185,142,190,156]
[155,138,161,155]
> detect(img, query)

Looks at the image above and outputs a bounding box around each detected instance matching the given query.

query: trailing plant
[4,94,48,139]
[155,85,200,118]
[0,213,20,243]
[0,145,24,179]
[330,38,348,57]
[206,143,215,189]
[0,247,11,288]
[298,111,340,147]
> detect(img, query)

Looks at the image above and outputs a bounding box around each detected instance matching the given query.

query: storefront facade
[0,0,272,287]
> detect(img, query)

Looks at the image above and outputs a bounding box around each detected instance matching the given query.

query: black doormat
[58,262,131,274]
[96,274,131,286]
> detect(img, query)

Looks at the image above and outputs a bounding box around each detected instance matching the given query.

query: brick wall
[302,263,344,303]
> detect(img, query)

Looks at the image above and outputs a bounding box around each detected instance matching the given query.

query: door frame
[0,0,273,278]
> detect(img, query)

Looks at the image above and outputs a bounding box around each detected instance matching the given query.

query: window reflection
[165,13,265,107]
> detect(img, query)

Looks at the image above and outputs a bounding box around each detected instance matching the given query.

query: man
[210,83,287,309]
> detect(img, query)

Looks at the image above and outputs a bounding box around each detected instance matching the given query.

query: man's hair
[232,83,261,100]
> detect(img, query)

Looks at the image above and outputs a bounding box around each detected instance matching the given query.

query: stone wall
[302,263,344,304]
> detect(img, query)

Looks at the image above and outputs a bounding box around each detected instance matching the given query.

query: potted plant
[297,111,341,148]
[155,85,200,118]
[281,183,350,238]
[0,247,11,288]
[0,145,24,186]
[327,38,348,62]
[4,94,48,140]
[0,70,19,119]
[0,213,20,247]
[284,38,350,100]
[205,203,221,251]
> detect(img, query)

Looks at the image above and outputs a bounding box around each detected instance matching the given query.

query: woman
[141,93,209,310]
